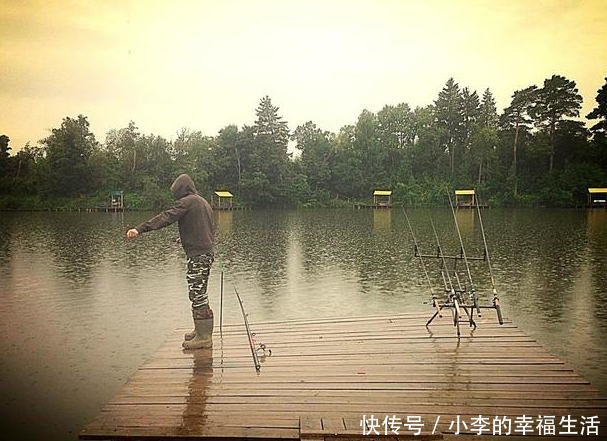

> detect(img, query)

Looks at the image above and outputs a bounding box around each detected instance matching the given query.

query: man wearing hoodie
[126,174,215,350]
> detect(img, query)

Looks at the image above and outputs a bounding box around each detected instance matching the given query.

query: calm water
[0,208,606,440]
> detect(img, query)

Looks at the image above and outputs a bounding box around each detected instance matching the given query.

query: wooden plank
[79,313,607,440]
[299,415,323,441]
[108,395,607,409]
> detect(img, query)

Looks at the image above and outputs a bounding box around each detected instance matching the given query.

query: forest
[1,73,606,210]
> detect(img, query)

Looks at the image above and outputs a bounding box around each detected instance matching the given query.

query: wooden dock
[212,206,251,211]
[454,205,489,210]
[80,313,606,440]
[354,204,392,209]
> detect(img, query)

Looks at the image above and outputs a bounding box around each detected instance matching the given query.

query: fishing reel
[256,342,272,357]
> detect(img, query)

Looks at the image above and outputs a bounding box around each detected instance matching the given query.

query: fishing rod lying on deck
[234,287,271,372]
[403,191,504,339]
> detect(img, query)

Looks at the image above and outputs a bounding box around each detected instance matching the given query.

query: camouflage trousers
[186,253,214,313]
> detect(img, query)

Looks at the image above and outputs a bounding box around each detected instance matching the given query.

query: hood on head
[170,174,197,199]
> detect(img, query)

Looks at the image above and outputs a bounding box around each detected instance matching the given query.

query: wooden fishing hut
[211,191,234,210]
[99,190,124,212]
[454,189,488,209]
[587,188,607,208]
[373,190,392,207]
[454,190,475,208]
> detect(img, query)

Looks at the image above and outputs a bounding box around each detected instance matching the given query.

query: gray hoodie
[136,174,214,257]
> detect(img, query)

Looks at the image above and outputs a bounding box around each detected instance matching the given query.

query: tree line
[1,73,606,210]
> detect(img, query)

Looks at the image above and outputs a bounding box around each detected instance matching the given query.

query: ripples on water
[0,208,605,440]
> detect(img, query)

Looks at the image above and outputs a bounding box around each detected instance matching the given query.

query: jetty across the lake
[80,312,606,440]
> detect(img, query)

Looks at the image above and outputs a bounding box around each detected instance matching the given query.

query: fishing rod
[447,190,478,319]
[219,263,225,337]
[430,218,454,296]
[402,208,441,318]
[234,287,261,372]
[475,202,504,325]
[431,216,478,336]
[234,287,271,372]
[429,218,464,337]
[405,193,502,338]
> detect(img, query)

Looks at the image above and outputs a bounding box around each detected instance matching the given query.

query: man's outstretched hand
[126,228,139,238]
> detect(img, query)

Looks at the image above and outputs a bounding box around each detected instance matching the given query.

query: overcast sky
[1,0,606,151]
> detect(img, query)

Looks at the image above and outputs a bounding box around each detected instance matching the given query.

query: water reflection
[215,210,233,232]
[373,209,392,233]
[453,208,475,239]
[586,210,607,316]
[215,210,289,304]
[178,347,213,436]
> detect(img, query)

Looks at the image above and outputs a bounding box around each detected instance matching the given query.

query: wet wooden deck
[80,312,606,440]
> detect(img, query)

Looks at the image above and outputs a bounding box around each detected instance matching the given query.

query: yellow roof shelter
[588,188,607,207]
[211,191,234,209]
[373,190,392,207]
[454,189,477,207]
[373,190,392,196]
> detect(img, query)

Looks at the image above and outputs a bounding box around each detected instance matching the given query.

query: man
[126,174,214,350]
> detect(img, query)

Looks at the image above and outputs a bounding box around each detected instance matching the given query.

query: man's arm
[126,200,188,238]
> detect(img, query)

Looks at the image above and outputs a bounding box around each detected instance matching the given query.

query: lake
[0,208,606,440]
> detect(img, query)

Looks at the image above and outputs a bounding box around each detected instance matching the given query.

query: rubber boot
[182,309,213,350]
[184,307,212,340]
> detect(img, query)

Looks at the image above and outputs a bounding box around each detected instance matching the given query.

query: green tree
[501,86,537,194]
[461,88,480,136]
[479,88,498,129]
[470,126,498,184]
[252,96,290,204]
[0,135,10,182]
[105,121,141,188]
[586,73,607,170]
[0,135,10,160]
[554,120,590,166]
[41,115,99,196]
[377,103,415,181]
[587,74,607,137]
[354,109,385,188]
[292,121,334,191]
[13,143,44,192]
[435,78,463,175]
[212,125,256,194]
[173,128,216,193]
[532,75,583,172]
[136,134,174,189]
[331,125,365,198]
[463,88,498,187]
[410,105,444,179]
